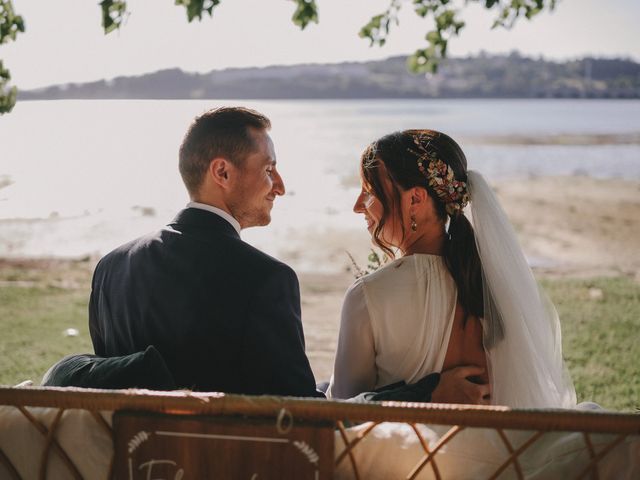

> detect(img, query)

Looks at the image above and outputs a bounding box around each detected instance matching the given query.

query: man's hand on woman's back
[431,366,491,405]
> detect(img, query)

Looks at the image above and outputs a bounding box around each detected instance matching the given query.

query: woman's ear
[410,187,428,206]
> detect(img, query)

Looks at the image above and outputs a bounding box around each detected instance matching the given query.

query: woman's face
[353,166,406,249]
[353,183,383,233]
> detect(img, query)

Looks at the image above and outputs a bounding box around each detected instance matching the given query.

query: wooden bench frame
[1,387,638,479]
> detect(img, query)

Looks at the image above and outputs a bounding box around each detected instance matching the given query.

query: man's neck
[186,201,241,235]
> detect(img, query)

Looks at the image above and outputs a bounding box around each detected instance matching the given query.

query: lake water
[1,99,639,271]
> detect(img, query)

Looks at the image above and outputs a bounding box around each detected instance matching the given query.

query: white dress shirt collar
[186,201,241,236]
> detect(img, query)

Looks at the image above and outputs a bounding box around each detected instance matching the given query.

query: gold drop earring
[409,193,419,232]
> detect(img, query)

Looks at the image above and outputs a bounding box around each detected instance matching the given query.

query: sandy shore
[493,176,640,278]
[1,176,639,381]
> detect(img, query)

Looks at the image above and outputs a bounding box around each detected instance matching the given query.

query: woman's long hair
[360,129,484,320]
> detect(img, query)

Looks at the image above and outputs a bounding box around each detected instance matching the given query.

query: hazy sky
[3,0,639,89]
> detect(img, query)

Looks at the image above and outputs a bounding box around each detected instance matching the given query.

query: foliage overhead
[1,0,557,114]
[0,0,24,114]
[359,0,557,73]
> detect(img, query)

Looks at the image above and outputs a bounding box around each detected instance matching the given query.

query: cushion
[41,345,176,390]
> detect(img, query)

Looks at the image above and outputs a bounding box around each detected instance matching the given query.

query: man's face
[227,129,285,229]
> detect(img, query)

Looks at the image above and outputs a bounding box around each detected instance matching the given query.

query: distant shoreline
[17,54,640,101]
[17,96,640,101]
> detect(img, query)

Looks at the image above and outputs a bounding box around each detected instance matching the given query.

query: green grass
[0,285,93,385]
[0,261,638,411]
[0,260,94,385]
[542,276,640,412]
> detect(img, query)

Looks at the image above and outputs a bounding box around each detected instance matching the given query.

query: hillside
[19,53,640,100]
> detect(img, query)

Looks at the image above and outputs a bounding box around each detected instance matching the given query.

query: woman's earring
[410,214,417,232]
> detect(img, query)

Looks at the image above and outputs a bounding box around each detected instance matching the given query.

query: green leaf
[440,38,448,57]
[0,0,25,46]
[359,4,400,48]
[525,7,541,19]
[0,60,10,80]
[415,5,431,18]
[426,30,441,43]
[0,59,16,114]
[0,1,24,115]
[99,0,127,34]
[175,0,221,22]
[371,14,383,29]
[0,85,17,114]
[408,46,441,74]
[435,10,455,29]
[291,0,319,30]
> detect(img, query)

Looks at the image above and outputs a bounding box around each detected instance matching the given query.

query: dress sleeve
[327,279,377,399]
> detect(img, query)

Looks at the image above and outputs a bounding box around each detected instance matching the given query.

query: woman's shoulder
[358,254,447,286]
[358,256,409,284]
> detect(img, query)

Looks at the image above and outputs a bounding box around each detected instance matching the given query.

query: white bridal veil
[467,171,576,408]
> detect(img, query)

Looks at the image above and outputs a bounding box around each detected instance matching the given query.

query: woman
[327,129,576,408]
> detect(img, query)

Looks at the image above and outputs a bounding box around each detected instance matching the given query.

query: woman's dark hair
[360,129,484,320]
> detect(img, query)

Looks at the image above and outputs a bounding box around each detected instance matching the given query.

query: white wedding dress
[328,171,640,479]
[328,170,576,409]
[327,254,458,399]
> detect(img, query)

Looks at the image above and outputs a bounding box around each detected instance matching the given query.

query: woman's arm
[327,280,377,399]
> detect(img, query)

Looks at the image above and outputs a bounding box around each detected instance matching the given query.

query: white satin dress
[327,254,457,399]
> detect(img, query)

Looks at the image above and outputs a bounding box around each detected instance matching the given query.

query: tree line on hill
[19,52,640,101]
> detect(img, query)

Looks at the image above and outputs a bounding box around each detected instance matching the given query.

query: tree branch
[0,0,559,115]
[0,0,24,114]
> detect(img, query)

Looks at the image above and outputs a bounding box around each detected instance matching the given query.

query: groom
[89,106,488,403]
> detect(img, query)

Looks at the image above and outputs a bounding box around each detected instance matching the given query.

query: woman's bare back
[442,303,489,386]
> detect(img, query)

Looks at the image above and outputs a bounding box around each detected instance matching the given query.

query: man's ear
[208,157,233,189]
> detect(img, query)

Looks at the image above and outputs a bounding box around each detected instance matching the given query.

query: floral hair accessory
[362,142,378,169]
[409,133,469,216]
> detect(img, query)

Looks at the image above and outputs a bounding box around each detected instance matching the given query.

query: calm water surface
[1,99,639,270]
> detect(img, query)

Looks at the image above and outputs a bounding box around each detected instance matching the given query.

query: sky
[2,0,639,89]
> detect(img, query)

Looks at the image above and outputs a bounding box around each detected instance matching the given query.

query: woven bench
[0,386,638,479]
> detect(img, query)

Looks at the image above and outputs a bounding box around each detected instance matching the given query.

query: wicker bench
[0,386,638,479]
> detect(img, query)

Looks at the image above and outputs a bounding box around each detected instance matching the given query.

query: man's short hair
[179,106,271,195]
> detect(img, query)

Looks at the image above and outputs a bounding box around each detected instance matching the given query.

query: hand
[431,365,491,405]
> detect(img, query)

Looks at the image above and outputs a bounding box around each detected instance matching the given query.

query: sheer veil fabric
[467,171,576,408]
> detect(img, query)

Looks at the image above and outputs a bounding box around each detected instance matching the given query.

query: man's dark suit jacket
[89,207,323,397]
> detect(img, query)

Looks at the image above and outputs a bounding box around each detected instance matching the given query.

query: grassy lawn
[0,259,94,386]
[0,259,638,411]
[542,276,640,412]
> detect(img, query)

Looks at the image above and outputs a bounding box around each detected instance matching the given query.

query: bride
[327,129,576,408]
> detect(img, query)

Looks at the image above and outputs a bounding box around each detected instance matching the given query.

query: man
[90,107,320,396]
[89,106,488,403]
